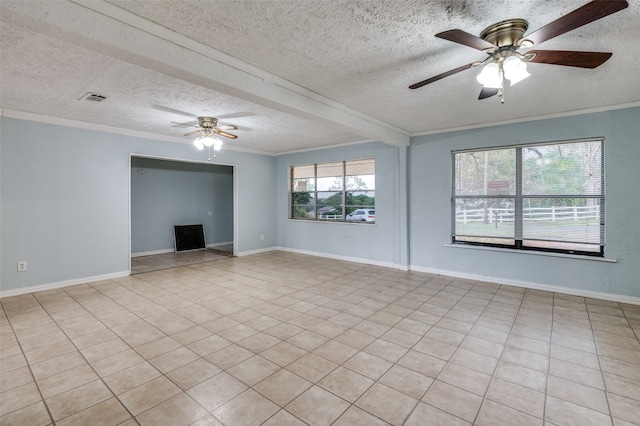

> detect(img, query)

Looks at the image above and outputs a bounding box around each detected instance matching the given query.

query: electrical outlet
[260,234,265,241]
[17,261,27,272]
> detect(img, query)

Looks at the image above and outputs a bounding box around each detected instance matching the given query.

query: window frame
[451,138,605,257]
[290,158,375,223]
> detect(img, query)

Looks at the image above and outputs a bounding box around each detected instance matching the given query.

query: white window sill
[443,243,617,263]
[287,219,376,226]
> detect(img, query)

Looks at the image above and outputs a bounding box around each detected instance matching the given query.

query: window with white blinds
[452,138,604,256]
[291,159,375,223]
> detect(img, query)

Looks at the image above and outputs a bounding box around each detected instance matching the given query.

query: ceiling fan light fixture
[503,56,530,85]
[476,62,503,88]
[213,138,223,151]
[193,138,205,150]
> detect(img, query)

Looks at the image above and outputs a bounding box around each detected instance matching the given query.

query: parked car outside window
[346,209,375,222]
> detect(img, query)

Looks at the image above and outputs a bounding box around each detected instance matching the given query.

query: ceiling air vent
[80,92,107,102]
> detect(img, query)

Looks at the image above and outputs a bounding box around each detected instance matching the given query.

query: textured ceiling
[1,0,639,154]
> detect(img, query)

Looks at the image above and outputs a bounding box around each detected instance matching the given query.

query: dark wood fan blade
[214,129,238,139]
[409,63,476,89]
[436,29,496,51]
[527,50,612,68]
[183,130,201,136]
[522,0,628,46]
[478,87,499,100]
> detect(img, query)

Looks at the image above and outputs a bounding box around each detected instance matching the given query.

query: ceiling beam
[4,0,410,147]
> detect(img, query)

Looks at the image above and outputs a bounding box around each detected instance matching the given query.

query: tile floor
[131,245,233,274]
[1,251,639,426]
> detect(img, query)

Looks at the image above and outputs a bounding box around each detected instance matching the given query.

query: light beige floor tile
[333,329,376,350]
[0,366,33,393]
[343,351,393,380]
[0,401,51,426]
[263,323,303,340]
[149,347,199,373]
[56,397,130,426]
[422,380,483,423]
[187,335,232,357]
[355,382,418,426]
[502,346,549,373]
[187,372,248,411]
[312,340,358,364]
[547,375,609,414]
[286,353,337,383]
[24,340,77,364]
[213,389,279,426]
[600,357,640,382]
[103,361,161,394]
[494,360,547,392]
[363,339,408,363]
[604,373,640,401]
[437,362,491,396]
[135,336,181,359]
[413,336,458,360]
[333,405,391,425]
[396,349,446,378]
[46,379,113,421]
[167,358,222,390]
[37,363,98,398]
[476,399,542,426]
[450,348,499,375]
[136,393,207,426]
[486,378,545,419]
[286,385,350,426]
[608,393,640,424]
[254,368,312,406]
[236,332,281,353]
[424,326,466,346]
[318,366,374,402]
[550,344,600,369]
[205,343,254,370]
[118,376,182,415]
[91,348,145,377]
[405,402,471,426]
[545,395,613,426]
[0,382,42,417]
[261,409,307,425]
[30,351,90,381]
[549,358,605,389]
[260,341,308,367]
[227,355,280,386]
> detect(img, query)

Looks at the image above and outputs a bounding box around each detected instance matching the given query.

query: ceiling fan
[409,0,629,101]
[173,116,238,153]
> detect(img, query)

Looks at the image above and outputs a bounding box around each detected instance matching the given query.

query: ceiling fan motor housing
[480,19,529,48]
[197,117,218,129]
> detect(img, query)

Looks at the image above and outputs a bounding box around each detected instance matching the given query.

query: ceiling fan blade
[171,120,198,127]
[153,105,197,118]
[214,129,238,139]
[183,130,201,137]
[436,29,496,51]
[522,0,628,46]
[527,50,612,68]
[409,63,476,89]
[478,87,499,100]
[216,124,238,131]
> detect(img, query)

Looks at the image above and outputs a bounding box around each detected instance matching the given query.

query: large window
[291,159,375,223]
[452,138,604,256]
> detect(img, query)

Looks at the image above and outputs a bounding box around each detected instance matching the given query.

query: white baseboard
[275,246,408,270]
[131,248,174,257]
[0,271,131,299]
[131,242,234,257]
[237,246,277,256]
[409,265,640,306]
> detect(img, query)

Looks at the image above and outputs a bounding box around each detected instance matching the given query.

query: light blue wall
[276,142,409,268]
[0,117,277,293]
[409,107,640,298]
[130,157,233,254]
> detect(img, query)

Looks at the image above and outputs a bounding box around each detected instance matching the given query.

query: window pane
[317,162,343,177]
[455,149,515,195]
[522,141,602,195]
[291,192,315,219]
[317,191,343,220]
[522,197,602,248]
[454,198,515,240]
[317,176,343,191]
[346,191,375,208]
[346,159,375,176]
[293,177,315,192]
[346,175,375,190]
[293,165,315,179]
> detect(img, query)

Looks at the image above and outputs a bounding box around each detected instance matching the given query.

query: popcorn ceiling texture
[1,0,638,153]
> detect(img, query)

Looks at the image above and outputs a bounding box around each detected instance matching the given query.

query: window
[452,138,604,256]
[291,159,375,223]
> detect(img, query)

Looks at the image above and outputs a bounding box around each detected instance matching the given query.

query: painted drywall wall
[276,142,409,268]
[130,157,233,254]
[410,107,640,298]
[0,117,277,293]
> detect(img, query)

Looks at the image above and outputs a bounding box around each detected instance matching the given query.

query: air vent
[80,92,107,102]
